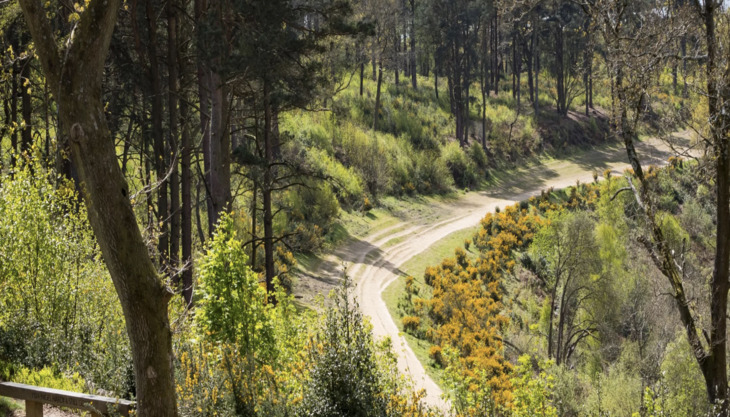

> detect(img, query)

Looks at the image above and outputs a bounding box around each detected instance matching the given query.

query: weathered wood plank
[0,382,134,416]
[25,400,43,417]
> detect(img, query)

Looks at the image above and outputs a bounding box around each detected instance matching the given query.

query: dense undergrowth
[395,159,716,416]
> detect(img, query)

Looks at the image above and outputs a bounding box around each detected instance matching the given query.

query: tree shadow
[295,236,402,305]
[480,164,561,200]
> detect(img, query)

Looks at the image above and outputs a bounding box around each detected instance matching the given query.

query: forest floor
[294,131,693,410]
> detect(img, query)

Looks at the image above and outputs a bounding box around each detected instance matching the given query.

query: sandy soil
[300,133,693,411]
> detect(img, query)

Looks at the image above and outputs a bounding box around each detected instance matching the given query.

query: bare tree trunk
[262,81,275,294]
[702,2,729,408]
[434,60,439,100]
[208,70,231,230]
[409,0,416,89]
[168,0,181,288]
[18,0,178,414]
[147,0,168,267]
[360,61,365,96]
[374,60,383,130]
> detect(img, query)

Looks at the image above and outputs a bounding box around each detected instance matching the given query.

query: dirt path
[299,134,690,410]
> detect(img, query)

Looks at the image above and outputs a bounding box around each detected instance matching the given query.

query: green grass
[399,225,480,278]
[0,396,22,416]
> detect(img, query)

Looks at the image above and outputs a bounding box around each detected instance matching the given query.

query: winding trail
[297,134,691,410]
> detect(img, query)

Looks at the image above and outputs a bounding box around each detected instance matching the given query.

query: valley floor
[294,132,691,409]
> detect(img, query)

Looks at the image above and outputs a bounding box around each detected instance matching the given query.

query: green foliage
[658,332,708,416]
[657,211,689,255]
[286,181,341,251]
[584,345,643,416]
[0,158,129,395]
[548,364,582,417]
[197,214,275,361]
[180,239,432,416]
[511,356,558,417]
[441,346,497,416]
[297,281,389,417]
[12,366,86,393]
[468,142,488,170]
[440,142,477,188]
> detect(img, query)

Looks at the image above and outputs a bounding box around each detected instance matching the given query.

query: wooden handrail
[0,381,134,417]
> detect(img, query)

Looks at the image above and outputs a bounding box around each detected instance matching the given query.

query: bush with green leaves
[511,355,558,417]
[197,214,275,359]
[0,158,130,395]
[440,142,477,188]
[297,280,390,417]
[181,232,433,416]
[192,214,299,416]
[441,346,498,417]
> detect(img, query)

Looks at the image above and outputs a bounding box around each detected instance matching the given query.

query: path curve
[305,134,691,410]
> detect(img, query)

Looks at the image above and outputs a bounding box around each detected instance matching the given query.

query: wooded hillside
[0,0,727,416]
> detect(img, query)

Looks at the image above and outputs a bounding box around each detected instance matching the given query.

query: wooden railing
[0,381,134,416]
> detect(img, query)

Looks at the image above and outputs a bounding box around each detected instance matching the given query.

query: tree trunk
[681,35,688,100]
[195,0,213,237]
[262,81,276,294]
[168,0,181,281]
[434,61,439,100]
[180,97,193,306]
[395,31,400,86]
[527,30,534,104]
[372,43,377,80]
[208,70,231,231]
[146,0,168,267]
[703,2,730,408]
[409,0,416,89]
[555,25,566,116]
[18,1,179,415]
[374,61,383,131]
[360,61,365,96]
[515,34,522,107]
[583,19,591,116]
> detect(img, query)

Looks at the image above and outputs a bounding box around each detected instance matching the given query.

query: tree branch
[16,0,61,90]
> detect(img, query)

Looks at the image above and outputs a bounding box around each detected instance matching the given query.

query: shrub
[658,332,708,416]
[468,142,488,169]
[402,316,421,334]
[428,345,443,367]
[197,214,275,360]
[12,366,86,393]
[0,158,129,395]
[441,142,477,188]
[297,282,389,417]
[413,151,453,193]
[287,181,341,252]
[511,356,558,417]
